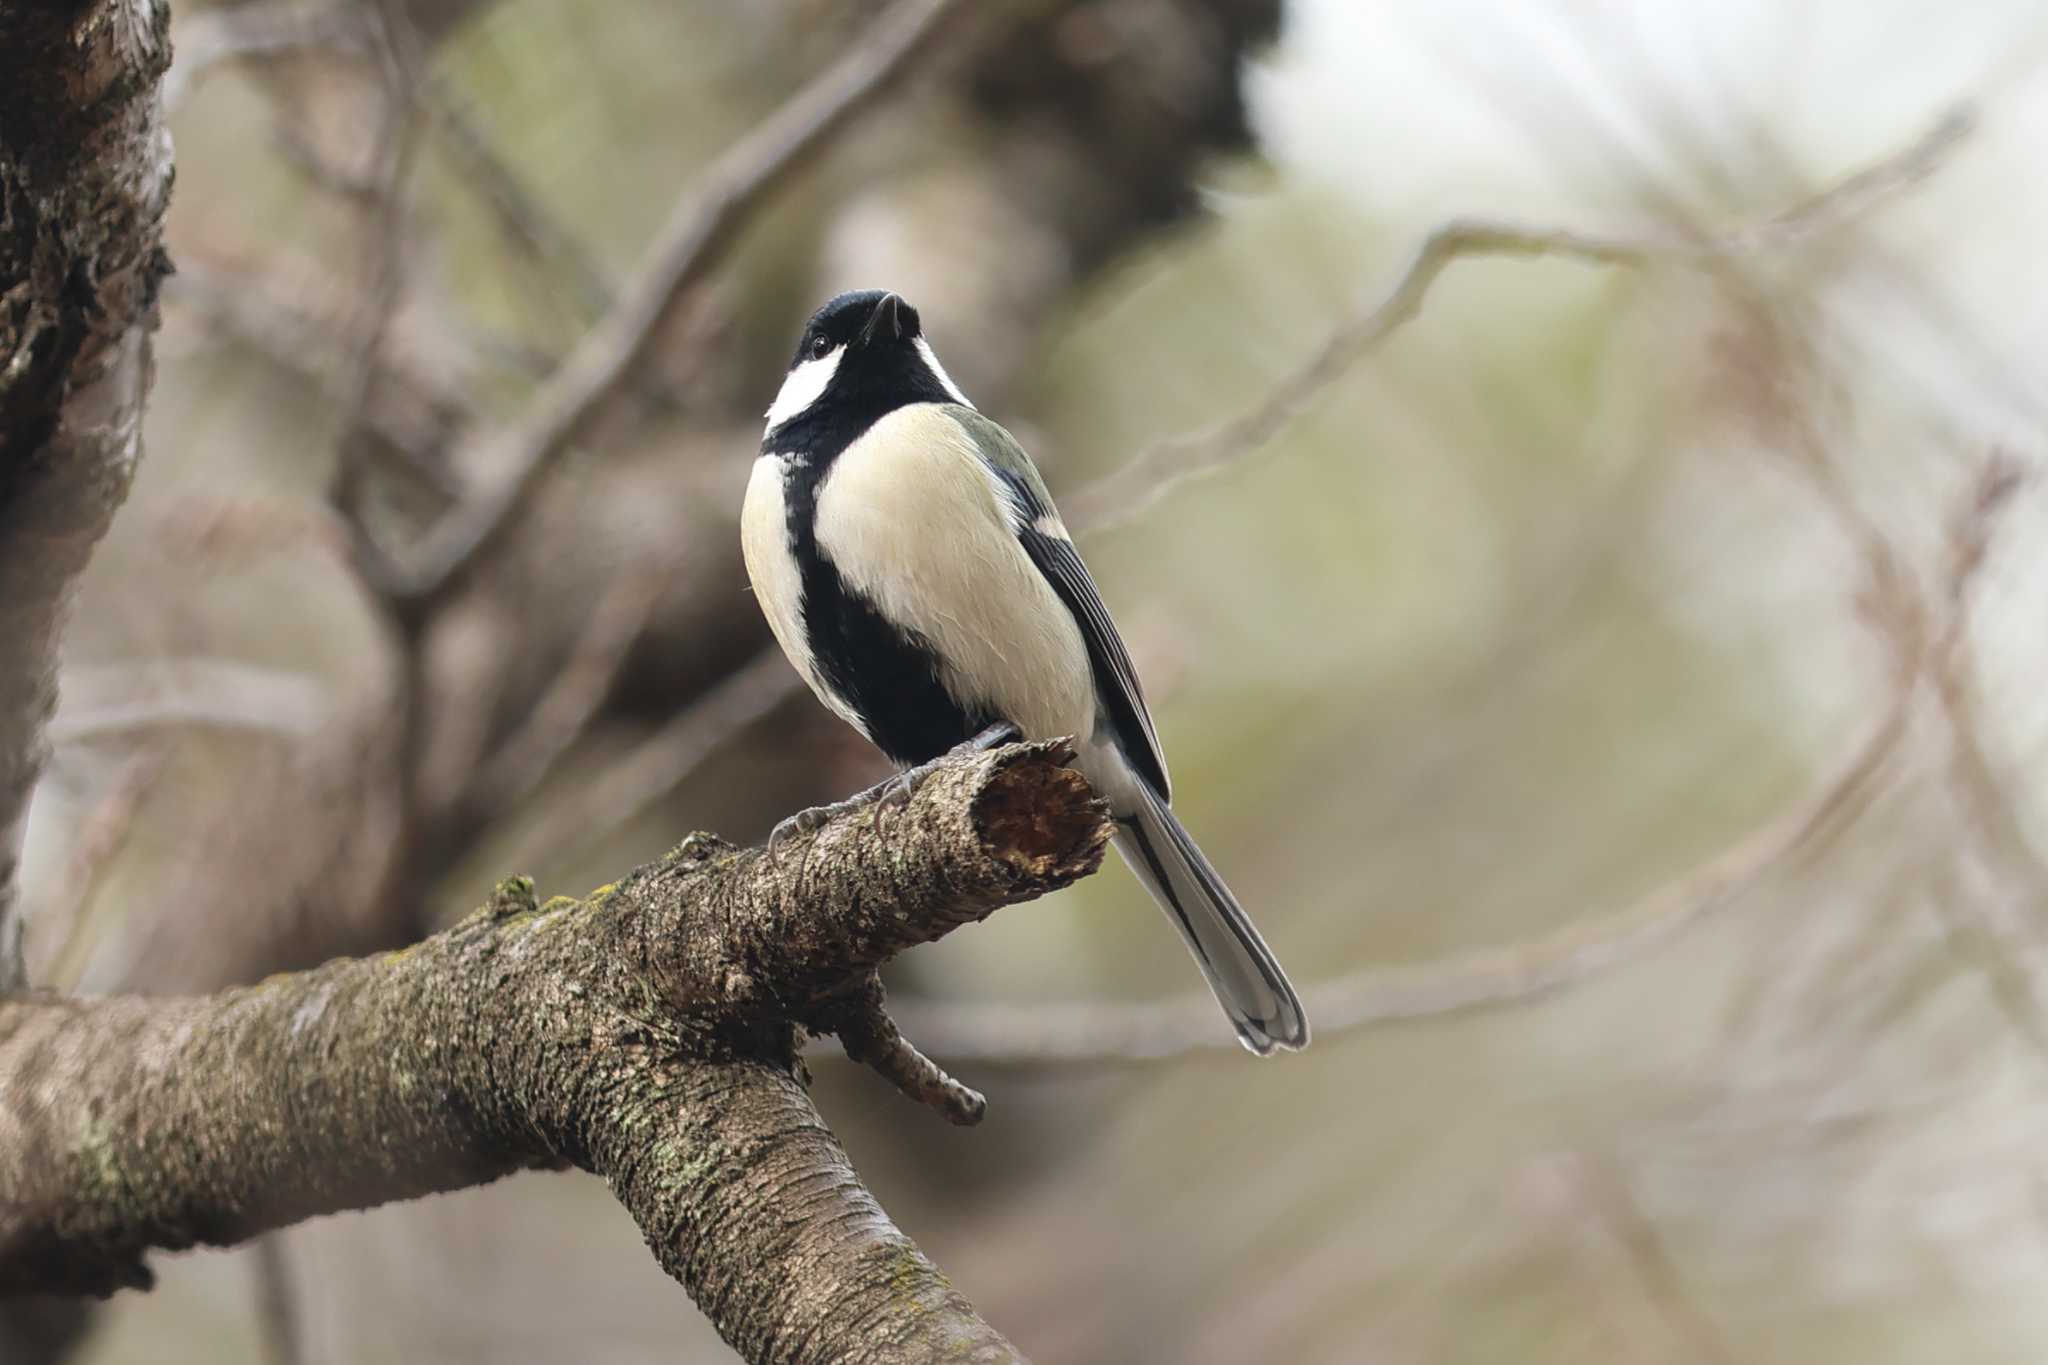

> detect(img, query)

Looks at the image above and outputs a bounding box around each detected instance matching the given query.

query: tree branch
[379,0,968,605]
[515,646,801,870]
[505,109,1972,897]
[51,659,330,745]
[425,83,617,323]
[844,111,1970,1070]
[1064,106,1972,536]
[0,11,174,1357]
[890,678,1909,1064]
[462,555,674,830]
[162,1,369,116]
[0,739,1106,1360]
[0,0,175,990]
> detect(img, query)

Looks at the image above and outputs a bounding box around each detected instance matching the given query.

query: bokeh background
[23,0,2048,1359]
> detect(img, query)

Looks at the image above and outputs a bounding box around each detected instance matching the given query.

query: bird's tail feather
[1114,781,1309,1055]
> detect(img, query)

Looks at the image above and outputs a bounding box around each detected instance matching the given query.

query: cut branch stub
[650,737,1111,1023]
[973,741,1111,885]
[0,738,1105,1355]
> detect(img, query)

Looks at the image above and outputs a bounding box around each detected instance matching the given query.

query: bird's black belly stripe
[800,553,997,766]
[779,455,997,767]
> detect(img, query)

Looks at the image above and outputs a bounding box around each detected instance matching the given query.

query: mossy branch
[0,739,1108,1362]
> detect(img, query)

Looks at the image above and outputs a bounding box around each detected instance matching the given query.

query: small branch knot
[485,874,537,919]
[663,831,734,869]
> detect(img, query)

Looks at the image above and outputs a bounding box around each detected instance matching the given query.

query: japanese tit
[740,290,1308,1055]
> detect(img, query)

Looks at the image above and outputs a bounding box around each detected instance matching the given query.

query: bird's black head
[762,289,970,445]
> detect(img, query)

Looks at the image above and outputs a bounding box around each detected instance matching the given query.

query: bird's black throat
[761,289,993,766]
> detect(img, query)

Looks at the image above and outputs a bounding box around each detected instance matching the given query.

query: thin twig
[327,0,428,538]
[514,648,800,870]
[166,263,467,497]
[467,558,674,823]
[52,661,330,746]
[1528,1153,1745,1365]
[381,0,967,605]
[887,683,1910,1065]
[315,0,436,952]
[423,93,690,429]
[425,86,616,322]
[1064,107,1972,535]
[40,747,169,992]
[1930,453,2036,882]
[250,1235,304,1365]
[1919,452,2048,1048]
[164,1,369,116]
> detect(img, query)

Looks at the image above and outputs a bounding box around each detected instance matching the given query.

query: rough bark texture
[0,11,173,1355]
[0,0,173,989]
[0,739,1108,1361]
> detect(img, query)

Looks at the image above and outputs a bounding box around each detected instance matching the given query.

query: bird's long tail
[1114,779,1309,1055]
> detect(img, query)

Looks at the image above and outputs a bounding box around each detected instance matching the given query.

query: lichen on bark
[0,739,1107,1362]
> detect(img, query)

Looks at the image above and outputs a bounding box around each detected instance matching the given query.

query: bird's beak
[867,292,905,343]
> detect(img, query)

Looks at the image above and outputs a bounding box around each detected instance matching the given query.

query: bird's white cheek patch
[913,337,972,407]
[763,347,844,435]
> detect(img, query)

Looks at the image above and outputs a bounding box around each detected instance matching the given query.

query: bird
[740,289,1308,1056]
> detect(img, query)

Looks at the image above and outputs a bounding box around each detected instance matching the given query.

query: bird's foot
[868,722,1022,836]
[764,723,1023,860]
[958,720,1023,754]
[765,796,859,865]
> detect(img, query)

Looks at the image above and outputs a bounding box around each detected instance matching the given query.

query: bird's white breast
[812,404,1095,745]
[740,451,870,738]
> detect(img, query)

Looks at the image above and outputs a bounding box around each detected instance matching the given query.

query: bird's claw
[869,723,1020,835]
[764,802,842,866]
[960,721,1022,754]
[870,770,916,836]
[765,723,1025,860]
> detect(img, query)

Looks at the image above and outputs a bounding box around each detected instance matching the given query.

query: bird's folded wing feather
[940,404,1171,801]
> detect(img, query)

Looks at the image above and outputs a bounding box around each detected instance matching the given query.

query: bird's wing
[941,405,1170,800]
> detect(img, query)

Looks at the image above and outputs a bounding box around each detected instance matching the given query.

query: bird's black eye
[808,333,832,361]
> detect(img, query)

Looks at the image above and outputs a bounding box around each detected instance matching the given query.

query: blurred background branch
[890,107,1972,1063]
[10,0,2048,1360]
[1066,106,1971,534]
[371,0,967,606]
